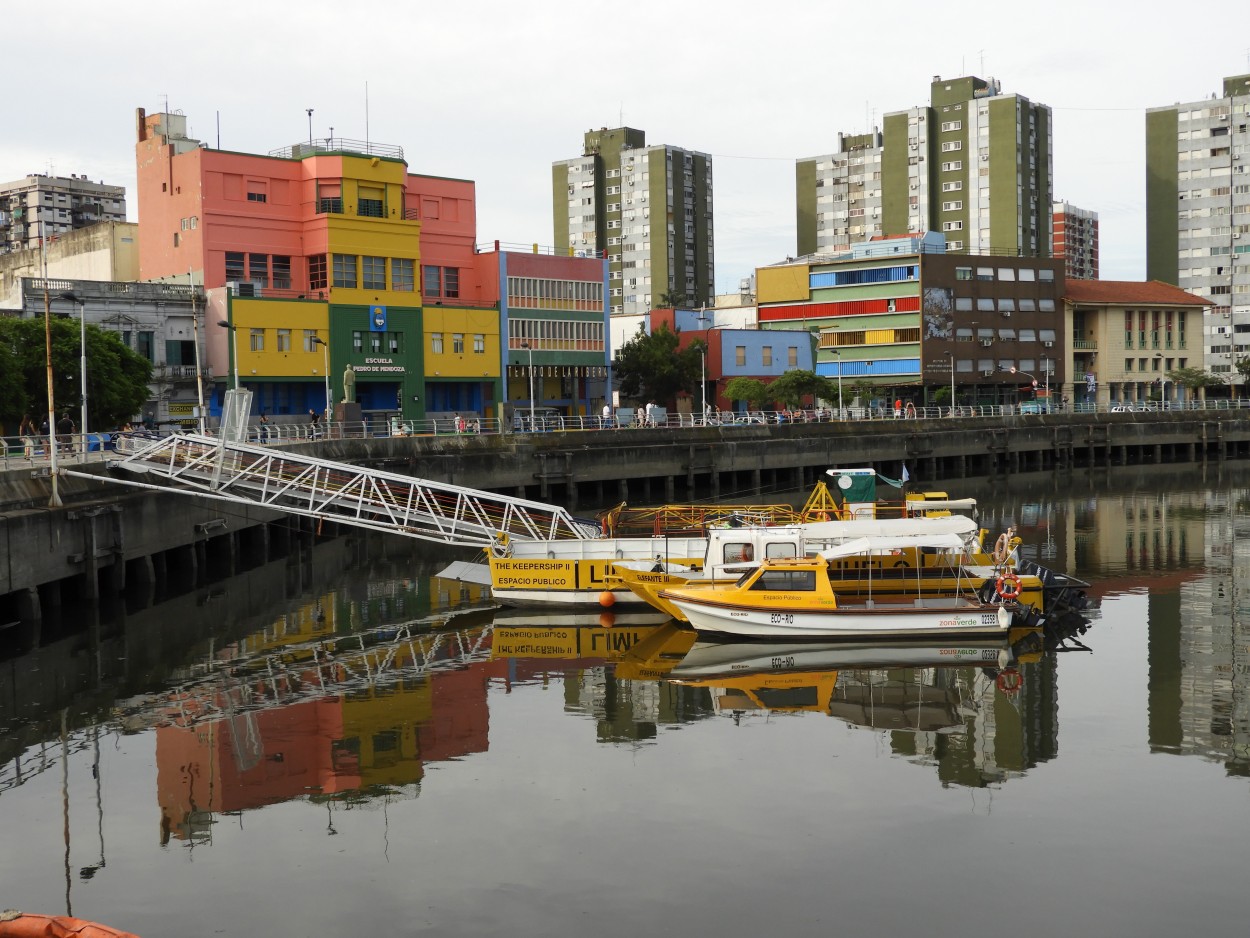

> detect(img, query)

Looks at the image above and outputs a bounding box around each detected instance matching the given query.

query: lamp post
[832,348,843,419]
[42,283,61,506]
[56,291,87,454]
[1008,366,1038,409]
[311,336,332,419]
[945,350,955,417]
[520,341,535,431]
[697,310,709,424]
[217,319,239,389]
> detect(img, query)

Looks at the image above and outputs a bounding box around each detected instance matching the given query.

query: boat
[608,514,1062,619]
[658,532,1042,640]
[467,469,979,609]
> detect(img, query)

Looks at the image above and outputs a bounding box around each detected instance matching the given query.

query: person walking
[57,412,75,455]
[19,414,36,459]
[308,408,321,438]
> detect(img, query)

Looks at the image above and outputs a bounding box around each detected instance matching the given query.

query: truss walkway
[74,431,599,548]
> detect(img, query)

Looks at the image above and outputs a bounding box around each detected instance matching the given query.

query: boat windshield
[748,569,818,592]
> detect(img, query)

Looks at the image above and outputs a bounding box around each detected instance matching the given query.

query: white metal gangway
[75,430,600,548]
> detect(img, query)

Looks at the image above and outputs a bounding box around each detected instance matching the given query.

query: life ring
[996,668,1022,694]
[995,572,1022,600]
[992,532,1011,564]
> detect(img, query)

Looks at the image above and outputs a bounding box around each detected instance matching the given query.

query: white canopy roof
[818,532,970,560]
[802,515,978,540]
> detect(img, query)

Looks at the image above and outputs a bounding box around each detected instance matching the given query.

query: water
[2,464,1248,936]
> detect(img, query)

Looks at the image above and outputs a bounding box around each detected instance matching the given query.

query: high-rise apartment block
[1052,201,1099,280]
[1146,73,1250,377]
[797,76,1053,259]
[0,174,127,253]
[553,127,714,316]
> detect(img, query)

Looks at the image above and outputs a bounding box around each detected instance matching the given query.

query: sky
[3,0,1250,293]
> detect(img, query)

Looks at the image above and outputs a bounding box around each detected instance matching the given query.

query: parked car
[1018,401,1048,414]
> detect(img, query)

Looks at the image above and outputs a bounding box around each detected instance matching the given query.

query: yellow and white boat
[477,469,976,609]
[658,532,1042,641]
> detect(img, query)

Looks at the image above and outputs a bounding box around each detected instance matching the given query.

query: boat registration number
[769,613,795,625]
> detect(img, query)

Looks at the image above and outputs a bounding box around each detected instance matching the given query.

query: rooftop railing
[269,139,405,161]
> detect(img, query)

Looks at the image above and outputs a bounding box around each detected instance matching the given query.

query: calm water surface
[2,464,1248,937]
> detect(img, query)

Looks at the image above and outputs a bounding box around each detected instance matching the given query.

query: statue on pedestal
[342,364,356,403]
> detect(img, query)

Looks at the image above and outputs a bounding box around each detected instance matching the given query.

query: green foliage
[0,316,153,431]
[723,377,768,408]
[613,323,703,404]
[1167,366,1223,390]
[766,369,835,409]
[657,290,687,309]
[1235,358,1250,385]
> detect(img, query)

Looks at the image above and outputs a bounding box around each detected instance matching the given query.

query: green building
[552,127,714,317]
[797,76,1052,260]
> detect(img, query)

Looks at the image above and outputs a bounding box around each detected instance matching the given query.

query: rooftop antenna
[306,108,314,146]
[979,49,986,75]
[365,82,370,153]
[216,110,220,149]
[162,93,169,114]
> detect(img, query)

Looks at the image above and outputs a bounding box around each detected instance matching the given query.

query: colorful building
[758,233,1067,408]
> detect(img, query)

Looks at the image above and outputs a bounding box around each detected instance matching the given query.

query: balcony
[153,365,213,381]
[1073,338,1098,350]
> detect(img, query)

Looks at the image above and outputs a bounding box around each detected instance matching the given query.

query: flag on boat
[902,464,910,483]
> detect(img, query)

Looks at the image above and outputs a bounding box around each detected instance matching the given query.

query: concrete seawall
[2,411,1247,626]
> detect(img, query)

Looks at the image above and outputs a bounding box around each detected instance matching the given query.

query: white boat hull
[672,638,1012,677]
[668,595,1012,640]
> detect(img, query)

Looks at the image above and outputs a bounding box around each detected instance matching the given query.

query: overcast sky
[4,0,1249,291]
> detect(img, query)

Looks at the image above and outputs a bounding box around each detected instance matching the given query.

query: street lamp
[1008,366,1038,409]
[311,336,332,419]
[520,341,535,431]
[696,310,710,424]
[944,350,955,417]
[832,348,843,418]
[56,291,87,454]
[42,282,61,506]
[217,319,239,390]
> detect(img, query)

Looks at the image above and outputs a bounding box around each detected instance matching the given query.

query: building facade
[1063,280,1208,408]
[0,174,127,254]
[1146,73,1250,379]
[19,276,204,430]
[758,233,1066,409]
[0,221,138,310]
[797,76,1053,260]
[552,127,714,317]
[1052,201,1099,280]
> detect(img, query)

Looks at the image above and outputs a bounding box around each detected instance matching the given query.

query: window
[249,253,268,288]
[788,346,798,367]
[999,298,1015,312]
[941,161,963,171]
[333,254,357,288]
[303,330,319,352]
[943,220,963,231]
[976,267,993,281]
[317,181,343,214]
[1039,299,1056,312]
[1018,268,1036,282]
[422,266,461,299]
[388,332,402,354]
[997,268,1015,281]
[352,331,364,352]
[1039,268,1055,282]
[246,191,267,203]
[357,185,384,217]
[955,267,972,281]
[276,328,291,352]
[940,120,962,132]
[750,570,817,592]
[309,254,327,291]
[761,346,773,366]
[225,252,245,282]
[977,298,995,311]
[391,258,414,292]
[735,346,746,366]
[362,255,386,290]
[272,255,291,290]
[249,329,264,352]
[474,334,485,353]
[444,267,460,298]
[431,333,444,354]
[942,180,963,192]
[452,333,465,354]
[942,200,963,211]
[955,297,974,311]
[941,140,962,152]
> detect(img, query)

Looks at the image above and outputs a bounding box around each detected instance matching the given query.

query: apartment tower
[797,76,1053,259]
[0,174,127,253]
[553,127,714,316]
[1146,73,1250,377]
[1052,201,1099,280]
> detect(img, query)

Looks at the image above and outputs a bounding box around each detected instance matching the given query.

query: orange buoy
[598,590,617,608]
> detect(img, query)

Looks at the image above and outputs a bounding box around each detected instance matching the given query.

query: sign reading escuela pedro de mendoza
[354,357,406,374]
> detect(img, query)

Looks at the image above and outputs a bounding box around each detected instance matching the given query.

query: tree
[1235,357,1250,397]
[613,322,702,406]
[723,377,768,410]
[1167,366,1223,403]
[657,290,687,309]
[0,317,152,431]
[766,370,836,410]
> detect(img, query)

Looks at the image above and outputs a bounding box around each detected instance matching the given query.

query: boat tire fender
[993,533,1011,564]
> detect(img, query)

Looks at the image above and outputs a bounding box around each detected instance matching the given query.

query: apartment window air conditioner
[982,369,996,377]
[226,281,258,298]
[1044,341,1054,347]
[980,339,993,347]
[1002,310,1011,317]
